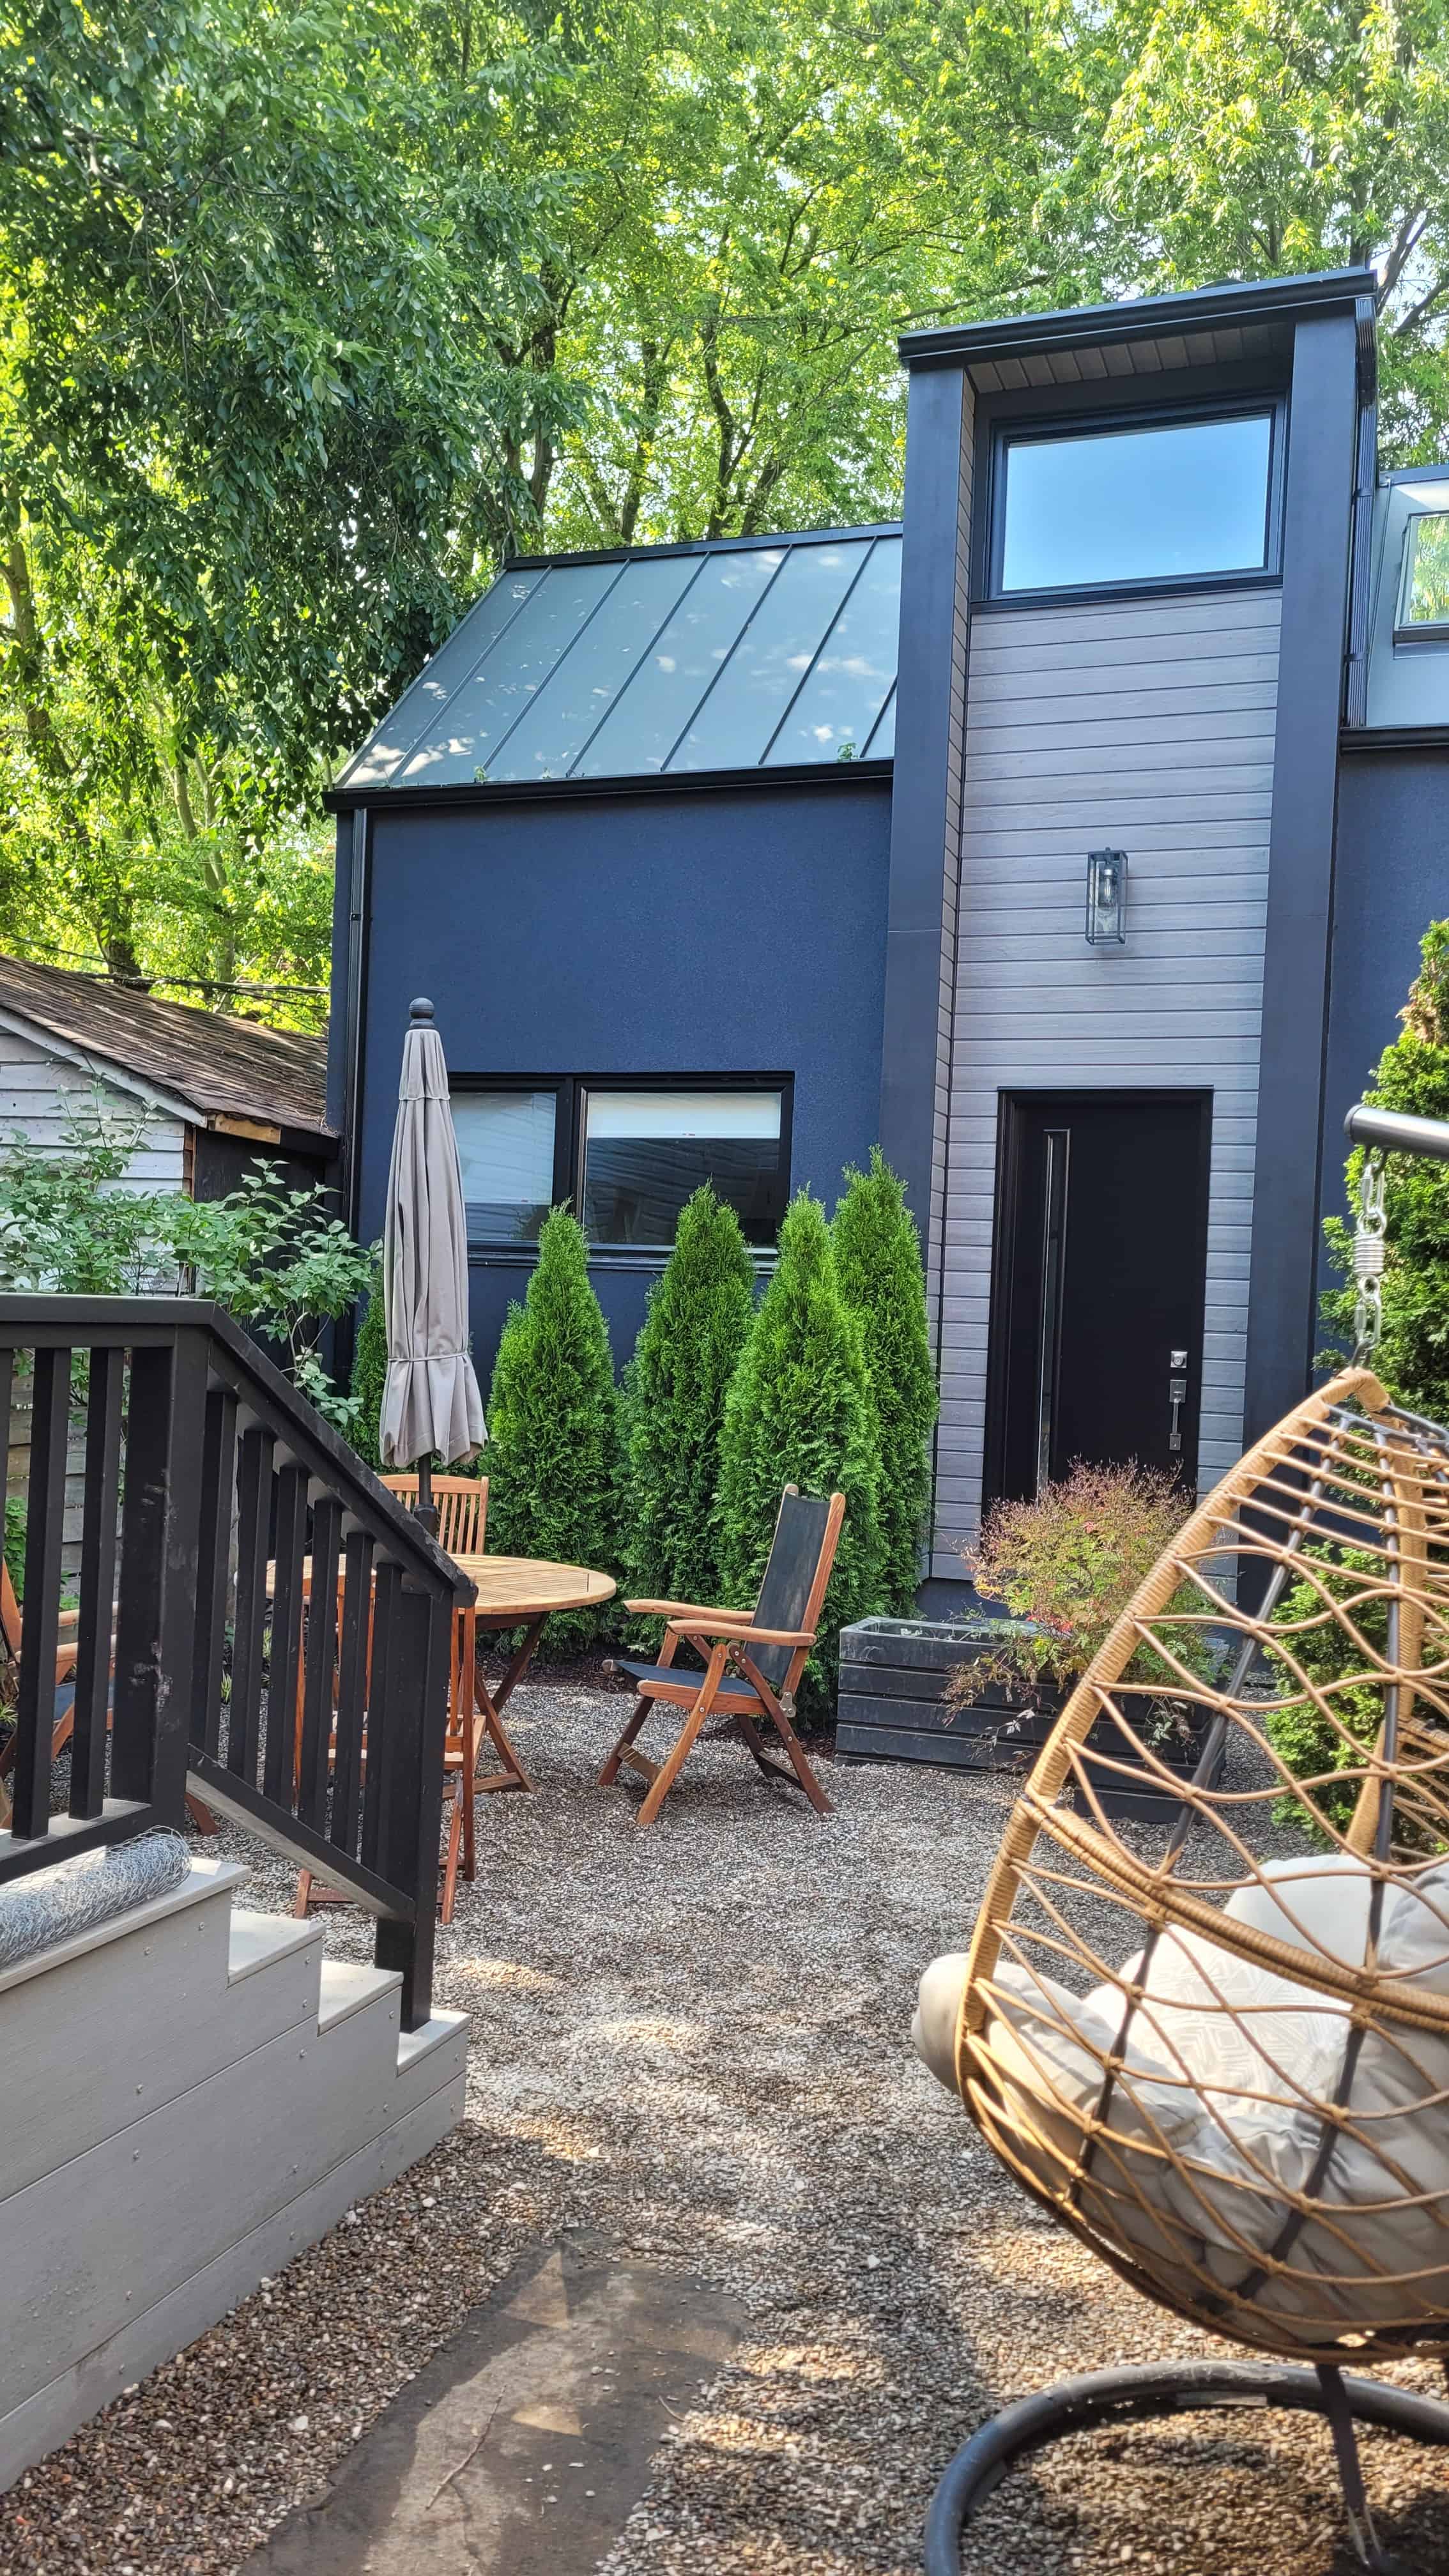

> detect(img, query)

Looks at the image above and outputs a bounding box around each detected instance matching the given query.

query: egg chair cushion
[915,1857,1449,2346]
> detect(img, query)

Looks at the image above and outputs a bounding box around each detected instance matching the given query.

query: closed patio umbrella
[379,998,486,1523]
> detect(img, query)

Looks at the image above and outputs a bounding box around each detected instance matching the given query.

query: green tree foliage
[0,0,570,988]
[349,1271,390,1471]
[8,0,1449,1006]
[622,1184,755,1611]
[716,1191,883,1708]
[1323,921,1449,1416]
[484,1206,621,1646]
[832,1149,937,1615]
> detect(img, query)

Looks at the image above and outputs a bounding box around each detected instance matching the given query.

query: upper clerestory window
[992,406,1279,601]
[1395,511,1449,640]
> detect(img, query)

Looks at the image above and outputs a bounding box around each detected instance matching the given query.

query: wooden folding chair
[599,1486,844,1827]
[381,1473,487,1559]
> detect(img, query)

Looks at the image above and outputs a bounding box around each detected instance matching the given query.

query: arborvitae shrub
[484,1205,621,1649]
[348,1268,388,1470]
[622,1184,755,1612]
[716,1191,883,1711]
[832,1147,937,1616]
[1323,920,1449,1417]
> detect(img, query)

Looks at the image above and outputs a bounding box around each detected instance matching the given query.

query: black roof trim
[900,267,1379,369]
[325,756,893,817]
[500,520,902,573]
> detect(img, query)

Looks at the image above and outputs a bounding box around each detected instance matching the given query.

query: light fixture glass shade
[1085,848,1128,946]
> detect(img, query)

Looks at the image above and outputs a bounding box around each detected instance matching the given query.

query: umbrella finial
[410,996,435,1025]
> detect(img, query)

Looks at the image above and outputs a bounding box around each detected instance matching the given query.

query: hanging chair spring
[1352,1148,1388,1363]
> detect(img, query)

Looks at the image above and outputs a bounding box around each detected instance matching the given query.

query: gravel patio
[6,1675,1449,2576]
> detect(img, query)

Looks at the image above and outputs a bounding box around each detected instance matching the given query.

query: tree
[716,1191,883,1708]
[169,1163,376,1429]
[859,0,1449,465]
[1323,920,1449,1418]
[622,1184,756,1610]
[0,0,571,986]
[484,1206,621,1647]
[832,1148,937,1615]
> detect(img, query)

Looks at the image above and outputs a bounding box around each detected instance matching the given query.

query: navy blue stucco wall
[352,779,891,1384]
[1319,746,1449,1292]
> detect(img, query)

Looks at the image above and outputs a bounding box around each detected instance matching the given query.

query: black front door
[985,1092,1211,1504]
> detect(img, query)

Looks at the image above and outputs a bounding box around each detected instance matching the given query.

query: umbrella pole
[413,1456,438,1538]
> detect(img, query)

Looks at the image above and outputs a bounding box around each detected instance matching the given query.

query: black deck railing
[0,1298,472,2030]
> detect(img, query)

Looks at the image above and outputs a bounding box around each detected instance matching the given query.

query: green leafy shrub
[348,1267,388,1470]
[1261,1542,1390,1839]
[949,1462,1215,1745]
[484,1206,621,1650]
[1322,920,1449,1416]
[832,1147,937,1616]
[716,1191,883,1712]
[0,1095,176,1295]
[4,1498,25,1604]
[170,1161,374,1430]
[622,1184,755,1613]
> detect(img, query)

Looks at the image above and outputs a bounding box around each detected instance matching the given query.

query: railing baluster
[191,1386,239,1759]
[228,1423,274,1784]
[375,1581,452,2030]
[10,1345,71,1839]
[70,1344,124,1820]
[331,1526,373,1856]
[362,1556,402,1873]
[112,1332,208,1813]
[299,1491,342,1833]
[264,1459,309,1805]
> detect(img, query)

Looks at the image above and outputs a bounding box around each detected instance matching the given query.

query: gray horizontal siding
[933,584,1279,1575]
[0,1029,187,1192]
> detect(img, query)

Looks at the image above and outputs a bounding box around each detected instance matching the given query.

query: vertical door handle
[1168,1349,1188,1454]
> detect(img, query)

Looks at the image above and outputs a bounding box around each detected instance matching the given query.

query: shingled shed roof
[336,523,902,796]
[0,955,331,1142]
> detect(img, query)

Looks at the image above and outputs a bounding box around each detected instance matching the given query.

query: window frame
[448,1070,794,1258]
[1393,509,1449,645]
[982,394,1288,611]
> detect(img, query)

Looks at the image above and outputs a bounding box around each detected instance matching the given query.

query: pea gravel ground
[6,1678,1449,2576]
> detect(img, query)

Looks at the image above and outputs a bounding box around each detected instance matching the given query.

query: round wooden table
[450,1555,617,1794]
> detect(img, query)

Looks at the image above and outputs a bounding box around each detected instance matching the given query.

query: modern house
[327,266,1449,1594]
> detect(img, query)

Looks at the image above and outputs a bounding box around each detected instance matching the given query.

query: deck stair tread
[227,1910,324,1985]
[316,1957,402,2034]
[397,2009,469,2078]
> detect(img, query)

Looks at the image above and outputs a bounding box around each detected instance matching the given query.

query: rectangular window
[581,1087,786,1248]
[1397,511,1449,635]
[451,1087,559,1246]
[993,408,1277,599]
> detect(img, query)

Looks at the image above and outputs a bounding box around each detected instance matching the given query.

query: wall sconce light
[1085,848,1128,946]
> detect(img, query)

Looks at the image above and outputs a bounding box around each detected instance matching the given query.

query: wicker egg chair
[916,1360,1449,2574]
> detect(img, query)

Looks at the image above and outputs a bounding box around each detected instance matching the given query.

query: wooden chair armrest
[625,1598,735,1620]
[667,1618,815,1648]
[56,1607,81,1631]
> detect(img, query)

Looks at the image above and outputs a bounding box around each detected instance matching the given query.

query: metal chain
[1351,1148,1388,1363]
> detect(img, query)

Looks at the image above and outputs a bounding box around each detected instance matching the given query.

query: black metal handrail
[0,1298,472,2030]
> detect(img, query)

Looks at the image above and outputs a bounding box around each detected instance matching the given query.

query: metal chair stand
[923,2359,1449,2576]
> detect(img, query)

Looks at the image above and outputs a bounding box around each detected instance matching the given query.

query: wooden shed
[0,954,333,1199]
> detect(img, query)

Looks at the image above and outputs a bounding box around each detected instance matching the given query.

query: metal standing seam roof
[336,525,902,795]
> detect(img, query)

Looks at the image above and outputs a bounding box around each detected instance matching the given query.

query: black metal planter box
[836,1617,1052,1774]
[836,1617,1218,1820]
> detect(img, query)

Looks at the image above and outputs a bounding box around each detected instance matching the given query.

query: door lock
[1168,1349,1189,1454]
